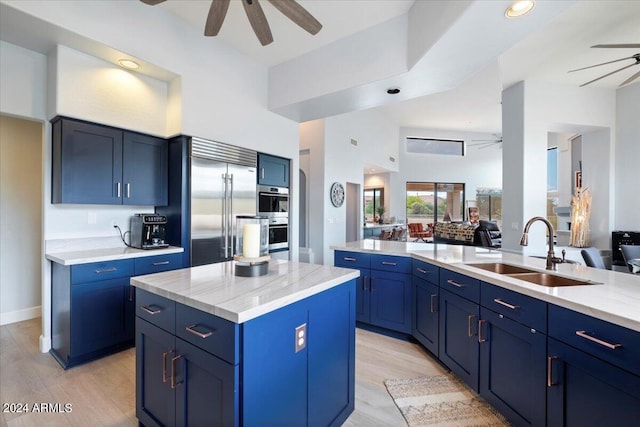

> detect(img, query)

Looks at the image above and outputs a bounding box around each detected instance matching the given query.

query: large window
[547,147,559,229]
[406,182,465,225]
[406,137,464,156]
[476,188,502,229]
[364,187,384,223]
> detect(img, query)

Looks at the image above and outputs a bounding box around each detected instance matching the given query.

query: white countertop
[46,245,184,265]
[363,223,403,229]
[332,240,640,332]
[130,260,360,324]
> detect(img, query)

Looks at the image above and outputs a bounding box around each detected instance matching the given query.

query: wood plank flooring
[0,318,446,426]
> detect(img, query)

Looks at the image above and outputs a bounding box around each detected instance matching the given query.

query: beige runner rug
[384,374,511,427]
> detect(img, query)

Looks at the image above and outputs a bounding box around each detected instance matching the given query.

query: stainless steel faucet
[520,216,564,270]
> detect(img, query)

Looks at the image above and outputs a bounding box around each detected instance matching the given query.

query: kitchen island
[332,240,640,427]
[130,260,358,427]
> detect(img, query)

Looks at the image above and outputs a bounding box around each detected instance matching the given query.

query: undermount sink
[465,262,598,287]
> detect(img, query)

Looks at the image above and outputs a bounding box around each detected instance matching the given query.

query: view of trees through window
[364,188,384,223]
[547,147,559,230]
[476,188,502,229]
[406,182,465,225]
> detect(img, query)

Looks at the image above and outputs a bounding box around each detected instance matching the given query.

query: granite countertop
[130,260,360,324]
[46,245,184,265]
[332,240,640,332]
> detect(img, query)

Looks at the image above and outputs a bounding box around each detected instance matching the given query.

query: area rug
[384,374,511,427]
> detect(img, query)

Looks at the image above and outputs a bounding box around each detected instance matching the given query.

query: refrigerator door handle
[228,174,234,258]
[222,173,229,258]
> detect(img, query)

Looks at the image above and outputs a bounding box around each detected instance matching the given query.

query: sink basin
[465,262,598,287]
[466,263,536,275]
[506,272,596,287]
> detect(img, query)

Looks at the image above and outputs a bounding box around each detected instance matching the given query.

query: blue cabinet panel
[370,254,411,274]
[412,259,439,284]
[335,251,370,324]
[440,269,480,303]
[334,250,371,269]
[439,288,480,391]
[175,338,238,427]
[134,253,183,276]
[479,307,546,426]
[547,337,640,427]
[135,317,176,427]
[242,298,308,427]
[136,288,176,334]
[413,276,439,356]
[481,282,547,333]
[308,282,356,427]
[370,269,412,334]
[123,132,168,206]
[549,304,640,376]
[258,153,289,187]
[71,259,133,285]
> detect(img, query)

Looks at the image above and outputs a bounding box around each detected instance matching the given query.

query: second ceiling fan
[141,0,322,46]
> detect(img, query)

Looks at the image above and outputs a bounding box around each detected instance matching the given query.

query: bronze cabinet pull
[468,315,477,337]
[170,355,183,389]
[162,350,173,383]
[575,330,622,349]
[493,298,520,310]
[478,319,487,343]
[547,356,558,387]
[447,279,465,288]
[140,305,161,315]
[430,294,438,313]
[185,324,214,339]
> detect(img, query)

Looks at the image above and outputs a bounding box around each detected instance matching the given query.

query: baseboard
[0,305,41,326]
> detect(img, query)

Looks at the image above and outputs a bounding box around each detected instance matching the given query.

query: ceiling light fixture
[118,59,140,70]
[386,88,400,95]
[505,0,535,18]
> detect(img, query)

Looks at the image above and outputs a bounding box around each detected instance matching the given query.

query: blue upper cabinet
[258,153,289,187]
[51,117,168,206]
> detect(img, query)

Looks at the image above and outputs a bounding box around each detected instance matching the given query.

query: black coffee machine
[130,214,169,249]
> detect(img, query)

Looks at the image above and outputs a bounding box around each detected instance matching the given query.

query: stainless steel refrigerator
[189,138,257,266]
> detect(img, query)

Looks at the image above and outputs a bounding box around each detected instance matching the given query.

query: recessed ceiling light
[118,59,139,70]
[505,0,535,18]
[386,88,401,95]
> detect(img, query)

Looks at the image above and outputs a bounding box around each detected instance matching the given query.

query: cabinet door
[57,119,122,204]
[438,289,480,391]
[479,308,546,427]
[175,338,238,427]
[70,277,131,358]
[135,317,176,427]
[258,153,289,187]
[547,338,640,427]
[242,298,308,427]
[370,270,412,334]
[308,282,356,427]
[355,268,371,323]
[123,132,168,206]
[413,276,439,356]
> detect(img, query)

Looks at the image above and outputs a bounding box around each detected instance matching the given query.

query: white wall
[581,129,612,249]
[0,116,43,324]
[615,82,640,230]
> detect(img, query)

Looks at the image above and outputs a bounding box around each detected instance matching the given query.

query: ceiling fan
[141,0,322,46]
[569,44,640,87]
[469,135,503,149]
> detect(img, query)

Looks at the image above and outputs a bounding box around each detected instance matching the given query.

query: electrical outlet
[295,323,307,353]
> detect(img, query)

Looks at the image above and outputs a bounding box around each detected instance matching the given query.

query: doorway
[346,182,360,243]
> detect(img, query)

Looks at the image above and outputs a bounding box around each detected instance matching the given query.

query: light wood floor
[0,318,446,427]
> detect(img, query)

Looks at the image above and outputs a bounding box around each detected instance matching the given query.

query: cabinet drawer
[370,254,411,274]
[549,305,640,376]
[481,282,547,332]
[176,304,240,365]
[134,253,182,275]
[135,288,175,334]
[71,259,134,285]
[440,269,480,303]
[335,251,370,269]
[412,259,439,284]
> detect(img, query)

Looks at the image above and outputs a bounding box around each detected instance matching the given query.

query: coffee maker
[130,214,169,249]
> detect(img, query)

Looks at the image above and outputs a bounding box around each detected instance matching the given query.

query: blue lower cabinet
[136,279,355,427]
[479,308,546,426]
[354,267,371,323]
[413,276,439,356]
[370,270,412,334]
[547,337,640,427]
[439,289,480,391]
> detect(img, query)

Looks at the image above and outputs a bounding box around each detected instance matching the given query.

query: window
[406,182,465,225]
[364,187,384,223]
[476,188,502,229]
[406,137,464,156]
[547,147,559,229]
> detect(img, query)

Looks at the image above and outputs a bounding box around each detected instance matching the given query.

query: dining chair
[620,244,640,273]
[580,247,608,270]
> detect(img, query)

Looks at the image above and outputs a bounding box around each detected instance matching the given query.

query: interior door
[191,157,227,266]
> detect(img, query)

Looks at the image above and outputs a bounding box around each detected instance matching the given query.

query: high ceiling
[155,0,640,133]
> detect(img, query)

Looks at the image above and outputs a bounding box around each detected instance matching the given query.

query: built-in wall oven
[258,185,289,251]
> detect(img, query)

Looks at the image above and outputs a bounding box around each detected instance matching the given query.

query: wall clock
[330,182,345,207]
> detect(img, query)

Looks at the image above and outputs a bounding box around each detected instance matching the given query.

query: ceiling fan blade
[140,0,166,5]
[579,62,637,87]
[267,0,322,35]
[242,0,273,46]
[568,55,636,73]
[204,0,230,36]
[592,44,640,49]
[619,68,640,87]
